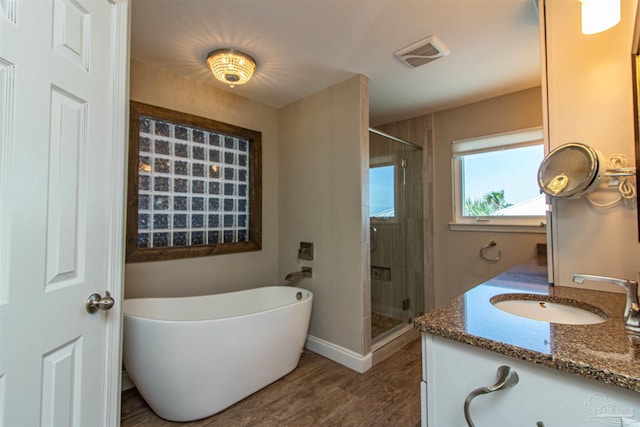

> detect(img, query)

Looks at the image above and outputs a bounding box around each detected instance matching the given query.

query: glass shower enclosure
[369,129,424,343]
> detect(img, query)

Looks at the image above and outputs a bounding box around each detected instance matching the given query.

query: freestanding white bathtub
[122,286,313,422]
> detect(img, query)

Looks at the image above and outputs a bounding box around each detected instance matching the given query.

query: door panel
[41,338,84,426]
[0,1,127,425]
[369,130,425,341]
[46,87,88,289]
[369,133,408,339]
[52,0,91,71]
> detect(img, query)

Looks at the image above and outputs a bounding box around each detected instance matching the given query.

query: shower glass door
[369,130,424,343]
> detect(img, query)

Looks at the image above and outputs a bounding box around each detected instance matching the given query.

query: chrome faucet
[572,273,640,336]
[285,267,312,283]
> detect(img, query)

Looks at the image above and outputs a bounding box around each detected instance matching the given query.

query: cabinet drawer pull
[463,365,519,427]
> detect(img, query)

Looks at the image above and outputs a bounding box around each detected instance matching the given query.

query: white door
[0,0,128,425]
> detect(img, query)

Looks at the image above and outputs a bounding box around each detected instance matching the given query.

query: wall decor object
[126,101,262,262]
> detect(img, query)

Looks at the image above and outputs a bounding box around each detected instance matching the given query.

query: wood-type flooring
[121,338,421,427]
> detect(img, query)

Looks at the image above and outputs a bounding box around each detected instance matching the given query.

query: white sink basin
[491,296,607,325]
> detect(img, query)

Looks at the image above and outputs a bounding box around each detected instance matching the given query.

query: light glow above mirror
[580,0,621,34]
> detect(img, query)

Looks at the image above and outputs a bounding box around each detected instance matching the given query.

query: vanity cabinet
[422,334,640,427]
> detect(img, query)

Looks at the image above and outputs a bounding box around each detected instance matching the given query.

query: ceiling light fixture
[580,0,620,34]
[206,49,256,88]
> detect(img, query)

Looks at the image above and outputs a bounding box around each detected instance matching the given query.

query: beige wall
[125,60,280,298]
[278,75,370,354]
[544,0,640,291]
[432,87,547,305]
[125,57,553,361]
[127,62,370,358]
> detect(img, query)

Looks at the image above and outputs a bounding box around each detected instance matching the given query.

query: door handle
[86,290,115,313]
[463,365,519,427]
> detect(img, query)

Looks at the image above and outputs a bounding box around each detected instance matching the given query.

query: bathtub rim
[123,285,313,323]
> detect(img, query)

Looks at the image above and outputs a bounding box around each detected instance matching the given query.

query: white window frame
[450,127,547,233]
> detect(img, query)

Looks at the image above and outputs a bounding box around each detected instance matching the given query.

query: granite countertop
[414,258,640,393]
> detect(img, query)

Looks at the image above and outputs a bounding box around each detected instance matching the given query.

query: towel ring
[480,241,501,263]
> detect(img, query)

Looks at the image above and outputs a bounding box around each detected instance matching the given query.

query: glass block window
[127,102,262,262]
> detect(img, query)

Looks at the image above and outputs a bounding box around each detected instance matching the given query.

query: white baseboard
[304,335,372,373]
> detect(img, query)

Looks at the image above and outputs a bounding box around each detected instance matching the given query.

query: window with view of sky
[462,144,545,217]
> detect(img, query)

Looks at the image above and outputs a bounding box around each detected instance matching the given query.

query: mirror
[633,5,640,240]
[537,142,605,199]
[633,54,640,240]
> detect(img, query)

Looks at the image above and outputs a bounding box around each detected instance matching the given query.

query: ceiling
[130,0,542,126]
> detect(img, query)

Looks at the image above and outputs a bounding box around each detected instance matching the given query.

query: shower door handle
[370,225,377,252]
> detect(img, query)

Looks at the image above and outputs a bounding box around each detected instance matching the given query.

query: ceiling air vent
[394,35,450,68]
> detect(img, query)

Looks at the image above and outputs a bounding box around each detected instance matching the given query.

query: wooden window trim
[126,101,262,263]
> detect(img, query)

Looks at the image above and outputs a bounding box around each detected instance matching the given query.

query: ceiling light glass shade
[580,0,620,34]
[206,49,256,87]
